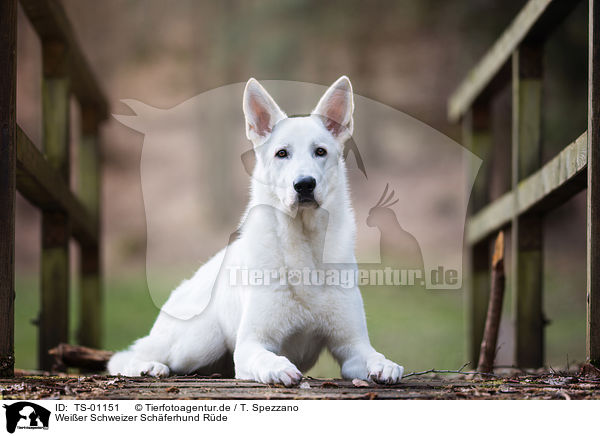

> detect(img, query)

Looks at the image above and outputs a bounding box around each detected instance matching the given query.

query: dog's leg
[107,329,175,377]
[330,342,404,384]
[107,349,170,377]
[234,340,303,387]
[108,250,231,377]
[107,306,227,377]
[327,289,404,384]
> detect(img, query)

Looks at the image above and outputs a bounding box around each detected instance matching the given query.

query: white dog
[108,76,404,386]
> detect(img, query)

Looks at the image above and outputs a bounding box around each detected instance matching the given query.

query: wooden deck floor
[2,370,600,399]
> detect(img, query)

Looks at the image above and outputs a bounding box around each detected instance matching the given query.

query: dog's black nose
[294,176,316,195]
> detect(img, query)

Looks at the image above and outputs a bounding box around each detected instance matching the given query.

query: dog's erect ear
[243,78,287,145]
[312,76,354,142]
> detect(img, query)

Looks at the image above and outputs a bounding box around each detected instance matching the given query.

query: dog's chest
[270,293,331,369]
[270,283,337,339]
[276,209,328,268]
[279,327,326,371]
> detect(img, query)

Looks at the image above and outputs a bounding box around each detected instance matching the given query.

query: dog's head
[243,76,354,212]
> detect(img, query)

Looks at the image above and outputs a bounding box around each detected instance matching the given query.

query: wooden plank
[588,0,600,366]
[16,126,98,246]
[40,212,69,371]
[3,374,600,400]
[77,106,102,348]
[78,107,101,217]
[463,103,492,367]
[448,0,580,122]
[511,45,544,368]
[467,194,513,245]
[0,0,17,378]
[19,0,108,120]
[42,41,70,178]
[39,40,70,371]
[466,132,587,245]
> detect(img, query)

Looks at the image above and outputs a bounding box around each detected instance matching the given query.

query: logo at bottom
[3,402,51,433]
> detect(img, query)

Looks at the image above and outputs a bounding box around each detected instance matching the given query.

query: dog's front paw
[138,361,170,378]
[367,359,403,385]
[257,356,303,387]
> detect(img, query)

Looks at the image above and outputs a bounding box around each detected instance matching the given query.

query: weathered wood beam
[77,106,102,348]
[463,102,492,368]
[49,343,112,372]
[39,40,71,371]
[0,0,17,378]
[448,0,580,122]
[466,132,587,245]
[588,0,600,366]
[512,44,544,368]
[16,127,98,247]
[19,0,108,120]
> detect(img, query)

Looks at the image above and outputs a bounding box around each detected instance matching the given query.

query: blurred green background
[14,0,589,375]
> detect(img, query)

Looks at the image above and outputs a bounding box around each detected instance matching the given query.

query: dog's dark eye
[315,147,327,157]
[276,149,288,158]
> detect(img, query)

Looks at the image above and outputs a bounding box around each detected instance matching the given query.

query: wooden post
[512,44,544,368]
[0,0,17,377]
[463,101,492,367]
[39,40,71,370]
[78,106,102,348]
[588,0,600,366]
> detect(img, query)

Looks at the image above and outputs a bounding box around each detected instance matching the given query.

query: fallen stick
[477,231,506,374]
[49,343,113,372]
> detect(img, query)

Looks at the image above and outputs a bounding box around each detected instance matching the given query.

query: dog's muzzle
[294,176,317,205]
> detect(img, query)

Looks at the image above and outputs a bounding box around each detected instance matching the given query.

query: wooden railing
[0,0,108,376]
[449,0,600,368]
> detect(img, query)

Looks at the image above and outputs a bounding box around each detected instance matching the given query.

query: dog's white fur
[108,77,404,385]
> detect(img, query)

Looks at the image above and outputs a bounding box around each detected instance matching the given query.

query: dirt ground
[2,366,600,400]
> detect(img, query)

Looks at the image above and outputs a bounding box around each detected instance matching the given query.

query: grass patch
[14,271,586,376]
